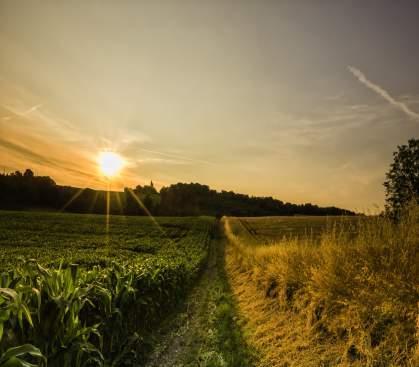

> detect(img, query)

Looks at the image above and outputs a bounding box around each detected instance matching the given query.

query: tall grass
[224,203,418,366]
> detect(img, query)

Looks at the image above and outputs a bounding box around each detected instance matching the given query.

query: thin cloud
[22,103,43,115]
[348,66,419,120]
[139,148,215,166]
[3,103,42,116]
[137,157,189,166]
[2,100,76,133]
[0,137,97,181]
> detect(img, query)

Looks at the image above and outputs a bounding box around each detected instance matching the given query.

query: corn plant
[0,344,45,367]
[0,287,45,367]
[0,215,214,365]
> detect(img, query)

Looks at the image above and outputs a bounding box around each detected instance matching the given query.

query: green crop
[0,344,45,367]
[0,211,215,366]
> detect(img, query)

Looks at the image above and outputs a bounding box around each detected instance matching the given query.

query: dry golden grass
[224,204,419,366]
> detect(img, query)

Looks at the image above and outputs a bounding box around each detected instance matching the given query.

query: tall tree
[384,138,419,216]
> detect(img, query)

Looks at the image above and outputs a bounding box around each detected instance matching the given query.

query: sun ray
[115,191,124,215]
[106,180,110,246]
[60,187,86,212]
[127,188,173,244]
[87,190,99,213]
[60,175,98,212]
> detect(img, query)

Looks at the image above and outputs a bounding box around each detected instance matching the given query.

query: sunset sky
[1,0,418,211]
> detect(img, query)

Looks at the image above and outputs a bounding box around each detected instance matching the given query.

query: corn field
[0,212,215,366]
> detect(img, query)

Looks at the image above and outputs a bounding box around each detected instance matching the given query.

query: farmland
[224,206,418,366]
[0,211,213,269]
[0,211,215,366]
[0,209,417,366]
[228,215,360,244]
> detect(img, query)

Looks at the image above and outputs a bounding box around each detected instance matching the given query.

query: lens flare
[98,151,124,177]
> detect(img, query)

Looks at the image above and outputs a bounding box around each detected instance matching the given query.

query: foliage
[0,212,210,269]
[384,138,419,217]
[206,237,256,367]
[0,344,45,367]
[224,205,419,366]
[0,213,214,366]
[149,226,255,367]
[0,171,355,216]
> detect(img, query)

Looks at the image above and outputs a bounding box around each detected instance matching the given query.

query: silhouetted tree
[24,169,34,178]
[384,138,419,217]
[0,169,355,216]
[143,195,154,212]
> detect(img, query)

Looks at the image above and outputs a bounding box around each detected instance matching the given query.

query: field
[229,216,360,244]
[0,209,417,367]
[0,211,215,366]
[224,207,419,366]
[0,211,213,269]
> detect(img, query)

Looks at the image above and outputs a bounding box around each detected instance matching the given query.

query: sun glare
[98,151,124,177]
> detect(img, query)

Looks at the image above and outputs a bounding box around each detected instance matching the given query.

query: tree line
[0,169,355,216]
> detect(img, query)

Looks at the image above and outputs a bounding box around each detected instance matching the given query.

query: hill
[0,169,356,216]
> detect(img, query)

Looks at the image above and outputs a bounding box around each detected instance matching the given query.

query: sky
[1,0,418,211]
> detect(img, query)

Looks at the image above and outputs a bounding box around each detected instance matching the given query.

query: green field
[0,210,215,366]
[229,215,360,244]
[0,211,213,269]
[1,210,417,366]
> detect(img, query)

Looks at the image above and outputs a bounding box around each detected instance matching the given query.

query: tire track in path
[145,222,254,367]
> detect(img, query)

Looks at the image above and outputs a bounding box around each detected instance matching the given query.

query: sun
[98,151,124,177]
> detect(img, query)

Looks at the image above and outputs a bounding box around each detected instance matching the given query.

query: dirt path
[145,224,254,367]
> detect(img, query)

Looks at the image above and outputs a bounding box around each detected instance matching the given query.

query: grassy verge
[198,227,256,367]
[146,222,256,367]
[224,204,418,366]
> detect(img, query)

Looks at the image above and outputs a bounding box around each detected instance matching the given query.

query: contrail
[348,66,419,120]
